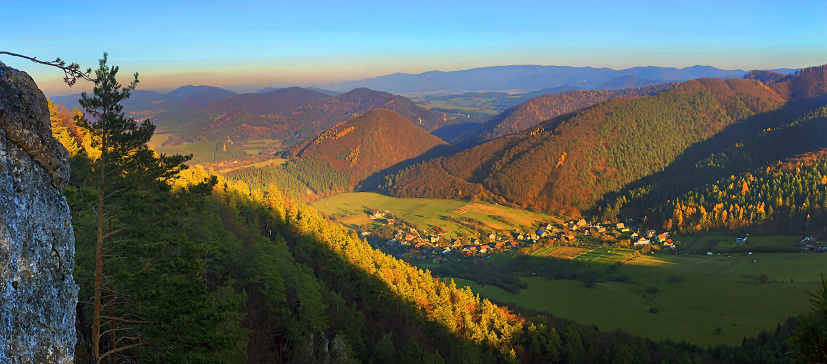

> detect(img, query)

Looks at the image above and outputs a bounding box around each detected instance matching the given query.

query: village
[361,210,680,265]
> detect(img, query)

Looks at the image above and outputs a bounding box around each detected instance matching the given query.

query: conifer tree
[75,53,190,363]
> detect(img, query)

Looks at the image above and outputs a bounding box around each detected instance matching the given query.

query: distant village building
[736,234,749,244]
[634,237,651,247]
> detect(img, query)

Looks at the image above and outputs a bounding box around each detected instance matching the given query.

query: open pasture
[454,249,827,347]
[312,193,550,237]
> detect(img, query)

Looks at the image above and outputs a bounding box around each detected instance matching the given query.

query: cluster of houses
[800,237,826,252]
[366,211,675,264]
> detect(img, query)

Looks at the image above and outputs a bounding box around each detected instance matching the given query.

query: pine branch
[0,51,97,86]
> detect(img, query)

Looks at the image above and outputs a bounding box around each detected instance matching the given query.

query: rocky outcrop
[0,61,77,363]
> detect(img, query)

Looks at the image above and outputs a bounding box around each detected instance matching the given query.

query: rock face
[0,61,77,363]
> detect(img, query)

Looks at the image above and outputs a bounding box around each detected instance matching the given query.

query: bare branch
[100,316,151,325]
[98,341,149,363]
[102,227,128,240]
[0,51,98,86]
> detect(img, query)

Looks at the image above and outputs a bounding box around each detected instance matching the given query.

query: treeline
[650,151,827,235]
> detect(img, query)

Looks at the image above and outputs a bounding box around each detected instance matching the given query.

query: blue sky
[2,0,825,95]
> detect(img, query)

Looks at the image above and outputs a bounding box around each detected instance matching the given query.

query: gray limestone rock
[0,61,78,363]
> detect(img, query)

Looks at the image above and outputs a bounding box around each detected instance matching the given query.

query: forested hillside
[385,77,792,215]
[624,104,827,235]
[51,83,799,363]
[457,83,675,147]
[288,109,449,187]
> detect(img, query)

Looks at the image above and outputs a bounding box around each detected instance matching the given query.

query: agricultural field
[453,249,827,346]
[155,140,250,165]
[674,233,802,253]
[311,192,554,237]
[573,247,636,265]
[529,246,562,257]
[215,158,287,173]
[147,131,172,149]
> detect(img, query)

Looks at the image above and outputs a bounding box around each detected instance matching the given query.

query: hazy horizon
[3,0,825,96]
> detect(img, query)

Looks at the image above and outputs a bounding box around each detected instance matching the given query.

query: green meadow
[311,192,553,237]
[453,250,827,346]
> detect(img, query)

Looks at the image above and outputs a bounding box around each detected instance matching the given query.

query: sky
[2,0,825,96]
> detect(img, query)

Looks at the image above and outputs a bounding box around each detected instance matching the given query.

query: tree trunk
[91,141,106,364]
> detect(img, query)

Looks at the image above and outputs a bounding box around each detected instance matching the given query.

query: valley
[313,192,827,347]
[44,58,827,362]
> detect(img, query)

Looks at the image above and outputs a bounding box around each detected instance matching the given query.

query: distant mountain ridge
[324,65,797,94]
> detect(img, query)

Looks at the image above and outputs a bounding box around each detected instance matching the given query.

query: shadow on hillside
[431,122,481,144]
[216,196,506,363]
[356,144,456,192]
[595,95,827,214]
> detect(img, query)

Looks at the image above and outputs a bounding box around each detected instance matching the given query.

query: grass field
[155,141,250,165]
[311,192,552,237]
[573,247,636,265]
[529,246,562,257]
[148,132,172,148]
[453,250,827,346]
[674,233,801,253]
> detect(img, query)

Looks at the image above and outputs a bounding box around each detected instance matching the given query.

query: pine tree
[75,53,190,363]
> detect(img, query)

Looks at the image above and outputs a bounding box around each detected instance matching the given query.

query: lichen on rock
[0,61,77,363]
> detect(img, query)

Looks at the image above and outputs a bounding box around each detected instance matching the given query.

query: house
[630,232,639,239]
[495,242,506,249]
[452,240,462,247]
[536,229,545,237]
[736,234,749,244]
[488,233,497,242]
[633,238,651,247]
[646,230,656,238]
[442,248,451,254]
[576,219,587,227]
[462,248,472,255]
[479,245,491,253]
[430,235,440,243]
[386,240,398,246]
[546,223,554,231]
[360,231,370,237]
[616,223,625,230]
[663,239,674,247]
[404,233,415,241]
[656,233,668,243]
[371,211,386,219]
[517,234,525,240]
[510,242,519,248]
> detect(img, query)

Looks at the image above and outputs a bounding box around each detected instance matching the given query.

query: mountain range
[382,66,827,217]
[323,64,798,95]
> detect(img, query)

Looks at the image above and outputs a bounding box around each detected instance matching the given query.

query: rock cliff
[0,61,77,363]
